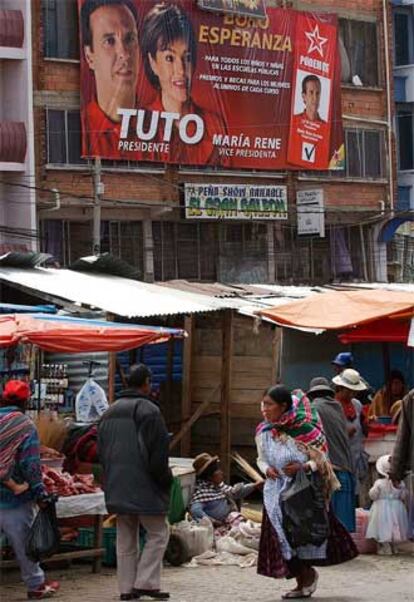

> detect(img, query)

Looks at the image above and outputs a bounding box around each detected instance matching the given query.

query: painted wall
[281,328,414,392]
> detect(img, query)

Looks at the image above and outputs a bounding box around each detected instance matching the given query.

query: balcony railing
[0,122,27,163]
[0,10,24,48]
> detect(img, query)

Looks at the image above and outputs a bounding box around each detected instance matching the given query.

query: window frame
[394,8,414,67]
[396,106,414,172]
[298,127,386,181]
[153,221,221,282]
[339,18,380,88]
[42,0,79,61]
[46,108,85,166]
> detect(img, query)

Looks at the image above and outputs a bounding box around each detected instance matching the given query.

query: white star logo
[305,25,328,58]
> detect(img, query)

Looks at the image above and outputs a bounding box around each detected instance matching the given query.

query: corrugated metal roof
[0,267,237,318]
[158,280,316,322]
[159,280,315,300]
[330,282,414,293]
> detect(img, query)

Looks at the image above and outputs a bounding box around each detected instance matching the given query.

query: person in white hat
[365,454,409,554]
[332,369,369,502]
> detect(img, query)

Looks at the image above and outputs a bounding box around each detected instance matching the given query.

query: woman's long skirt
[257,507,359,579]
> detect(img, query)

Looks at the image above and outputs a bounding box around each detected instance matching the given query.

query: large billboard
[78,0,343,171]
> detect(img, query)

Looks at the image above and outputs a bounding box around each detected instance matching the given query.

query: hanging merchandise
[75,378,108,423]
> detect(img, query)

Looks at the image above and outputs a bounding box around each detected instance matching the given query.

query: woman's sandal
[301,569,319,597]
[281,589,311,599]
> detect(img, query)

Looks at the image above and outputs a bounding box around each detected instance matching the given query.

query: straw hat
[193,453,219,477]
[332,368,367,391]
[376,454,391,477]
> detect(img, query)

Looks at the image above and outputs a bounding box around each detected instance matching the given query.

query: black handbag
[280,470,329,548]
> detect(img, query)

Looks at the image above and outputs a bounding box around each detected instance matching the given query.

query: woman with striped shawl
[256,385,357,599]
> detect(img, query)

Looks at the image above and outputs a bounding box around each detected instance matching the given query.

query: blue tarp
[0,304,56,314]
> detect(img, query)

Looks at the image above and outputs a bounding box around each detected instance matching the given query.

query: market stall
[0,313,185,572]
[258,289,414,503]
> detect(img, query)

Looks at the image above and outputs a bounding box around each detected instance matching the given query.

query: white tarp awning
[0,267,238,318]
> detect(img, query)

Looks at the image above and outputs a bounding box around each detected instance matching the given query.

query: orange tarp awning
[0,314,184,353]
[259,290,414,330]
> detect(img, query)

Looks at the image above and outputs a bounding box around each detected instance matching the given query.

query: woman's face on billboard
[149,38,193,108]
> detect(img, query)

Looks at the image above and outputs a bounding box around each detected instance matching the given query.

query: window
[339,19,378,86]
[397,109,414,171]
[41,220,144,275]
[300,129,386,180]
[153,222,218,281]
[345,129,385,178]
[46,109,85,165]
[394,10,414,66]
[219,223,268,283]
[42,0,79,59]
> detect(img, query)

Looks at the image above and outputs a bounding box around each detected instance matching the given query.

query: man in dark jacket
[307,377,356,532]
[390,388,414,538]
[98,364,172,601]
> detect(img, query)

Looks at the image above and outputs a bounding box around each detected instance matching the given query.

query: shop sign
[185,183,288,219]
[297,189,325,236]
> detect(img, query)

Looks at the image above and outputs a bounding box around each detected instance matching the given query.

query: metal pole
[92,157,103,255]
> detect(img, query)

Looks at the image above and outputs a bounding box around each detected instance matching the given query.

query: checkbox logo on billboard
[302,142,316,163]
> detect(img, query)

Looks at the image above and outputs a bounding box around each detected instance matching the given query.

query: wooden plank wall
[190,312,280,465]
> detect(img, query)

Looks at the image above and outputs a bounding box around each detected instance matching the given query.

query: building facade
[28,0,397,284]
[0,0,36,252]
[391,0,414,282]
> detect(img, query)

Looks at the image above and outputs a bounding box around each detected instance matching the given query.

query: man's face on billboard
[85,4,139,113]
[302,79,321,115]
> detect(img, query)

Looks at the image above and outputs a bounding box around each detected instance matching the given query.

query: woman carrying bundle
[256,385,358,599]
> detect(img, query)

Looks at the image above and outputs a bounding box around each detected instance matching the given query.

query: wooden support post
[181,316,194,456]
[108,353,116,403]
[220,310,234,481]
[170,391,217,452]
[106,313,116,403]
[271,327,282,384]
[166,336,175,409]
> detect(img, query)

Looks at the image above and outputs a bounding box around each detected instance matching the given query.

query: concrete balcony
[0,122,26,169]
[0,9,24,59]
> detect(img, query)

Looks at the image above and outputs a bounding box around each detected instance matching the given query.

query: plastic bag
[171,518,214,557]
[25,501,60,562]
[75,378,108,423]
[280,470,329,548]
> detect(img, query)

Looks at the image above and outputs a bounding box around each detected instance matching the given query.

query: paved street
[1,553,413,602]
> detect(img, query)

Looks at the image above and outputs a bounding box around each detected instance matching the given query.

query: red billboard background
[78,0,343,170]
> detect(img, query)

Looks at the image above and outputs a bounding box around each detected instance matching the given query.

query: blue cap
[332,352,353,367]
